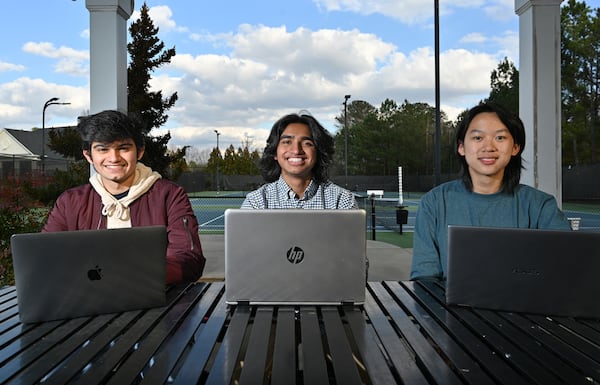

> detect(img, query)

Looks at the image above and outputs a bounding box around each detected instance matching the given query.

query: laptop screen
[446,225,600,317]
[224,209,366,305]
[11,226,167,323]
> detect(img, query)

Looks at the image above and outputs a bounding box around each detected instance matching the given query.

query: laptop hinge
[238,301,251,306]
[341,301,355,306]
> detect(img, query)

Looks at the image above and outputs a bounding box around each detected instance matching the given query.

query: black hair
[259,112,335,183]
[78,110,145,154]
[456,102,525,194]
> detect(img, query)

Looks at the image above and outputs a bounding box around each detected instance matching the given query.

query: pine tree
[561,0,600,165]
[128,2,185,179]
[486,57,519,114]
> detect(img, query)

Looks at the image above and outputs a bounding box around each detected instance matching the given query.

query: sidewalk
[199,234,413,282]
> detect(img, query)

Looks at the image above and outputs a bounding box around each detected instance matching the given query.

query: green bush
[0,174,51,286]
[0,208,48,286]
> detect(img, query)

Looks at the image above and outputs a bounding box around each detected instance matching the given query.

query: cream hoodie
[89,162,161,228]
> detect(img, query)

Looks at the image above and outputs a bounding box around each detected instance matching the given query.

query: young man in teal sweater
[410,103,570,280]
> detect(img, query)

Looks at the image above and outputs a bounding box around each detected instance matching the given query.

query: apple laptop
[225,209,366,305]
[11,226,167,323]
[446,226,600,318]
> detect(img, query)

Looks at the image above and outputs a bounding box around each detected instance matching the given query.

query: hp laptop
[225,209,366,305]
[446,226,600,318]
[11,226,168,323]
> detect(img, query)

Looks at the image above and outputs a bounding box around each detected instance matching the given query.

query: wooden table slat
[419,282,591,385]
[0,291,25,339]
[344,305,400,385]
[299,307,329,385]
[2,316,93,384]
[270,308,297,385]
[502,311,600,383]
[42,312,141,385]
[369,282,464,385]
[526,314,600,362]
[237,307,274,385]
[104,282,210,385]
[0,295,17,314]
[204,305,251,385]
[137,282,225,384]
[363,289,430,385]
[553,317,600,347]
[0,286,17,307]
[489,311,596,385]
[582,319,600,334]
[170,284,229,385]
[73,284,201,384]
[412,280,556,385]
[2,280,600,384]
[321,307,364,385]
[0,320,57,365]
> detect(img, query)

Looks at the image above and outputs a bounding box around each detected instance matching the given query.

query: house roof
[1,127,75,161]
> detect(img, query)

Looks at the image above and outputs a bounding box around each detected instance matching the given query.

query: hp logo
[287,246,304,264]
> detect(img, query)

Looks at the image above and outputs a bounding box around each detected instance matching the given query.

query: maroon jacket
[43,180,205,285]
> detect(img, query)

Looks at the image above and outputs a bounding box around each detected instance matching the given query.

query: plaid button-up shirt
[241,176,358,209]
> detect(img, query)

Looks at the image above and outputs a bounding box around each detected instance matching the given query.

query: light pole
[214,130,221,193]
[42,97,70,174]
[434,0,441,186]
[343,94,351,189]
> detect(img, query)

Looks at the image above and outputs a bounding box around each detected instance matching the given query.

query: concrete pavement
[198,234,413,282]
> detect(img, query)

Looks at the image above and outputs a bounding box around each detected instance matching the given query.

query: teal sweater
[410,180,571,280]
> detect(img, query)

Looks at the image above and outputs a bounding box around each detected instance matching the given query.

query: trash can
[396,207,408,234]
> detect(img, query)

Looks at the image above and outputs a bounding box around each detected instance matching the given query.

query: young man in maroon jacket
[43,110,205,285]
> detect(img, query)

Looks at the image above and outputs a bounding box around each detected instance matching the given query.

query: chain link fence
[190,189,600,237]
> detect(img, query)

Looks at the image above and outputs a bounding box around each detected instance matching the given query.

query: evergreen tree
[485,57,519,114]
[128,2,184,178]
[47,127,85,161]
[561,0,600,165]
[333,99,452,176]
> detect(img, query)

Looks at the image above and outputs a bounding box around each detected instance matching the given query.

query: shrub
[0,174,50,286]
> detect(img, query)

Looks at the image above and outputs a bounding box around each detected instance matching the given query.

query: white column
[515,0,564,205]
[86,0,134,114]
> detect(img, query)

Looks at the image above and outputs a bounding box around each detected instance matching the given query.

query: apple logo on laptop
[87,265,103,281]
[287,246,304,264]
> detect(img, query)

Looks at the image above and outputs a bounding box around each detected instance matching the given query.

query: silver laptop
[11,226,168,323]
[446,226,600,318]
[225,209,366,305]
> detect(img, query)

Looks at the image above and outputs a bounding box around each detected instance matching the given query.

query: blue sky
[1,0,598,162]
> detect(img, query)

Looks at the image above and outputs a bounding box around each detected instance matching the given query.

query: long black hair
[456,102,525,193]
[259,112,335,183]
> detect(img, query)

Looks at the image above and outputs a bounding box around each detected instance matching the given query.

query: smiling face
[275,122,317,185]
[457,112,520,193]
[83,139,144,194]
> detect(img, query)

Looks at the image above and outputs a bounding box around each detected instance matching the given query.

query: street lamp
[214,130,221,193]
[343,94,351,188]
[433,0,441,186]
[42,97,71,174]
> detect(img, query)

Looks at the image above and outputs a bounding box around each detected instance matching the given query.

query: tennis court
[190,191,600,233]
[191,192,419,234]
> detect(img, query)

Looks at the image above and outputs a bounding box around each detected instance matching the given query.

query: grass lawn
[368,231,413,248]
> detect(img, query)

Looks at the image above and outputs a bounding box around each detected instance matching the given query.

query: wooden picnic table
[1,280,599,384]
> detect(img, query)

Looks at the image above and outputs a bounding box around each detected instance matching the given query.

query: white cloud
[0,77,86,129]
[22,42,88,61]
[312,0,433,24]
[460,32,488,44]
[312,0,515,24]
[132,5,189,34]
[1,2,516,152]
[21,42,89,77]
[483,0,515,21]
[0,61,26,72]
[148,23,503,149]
